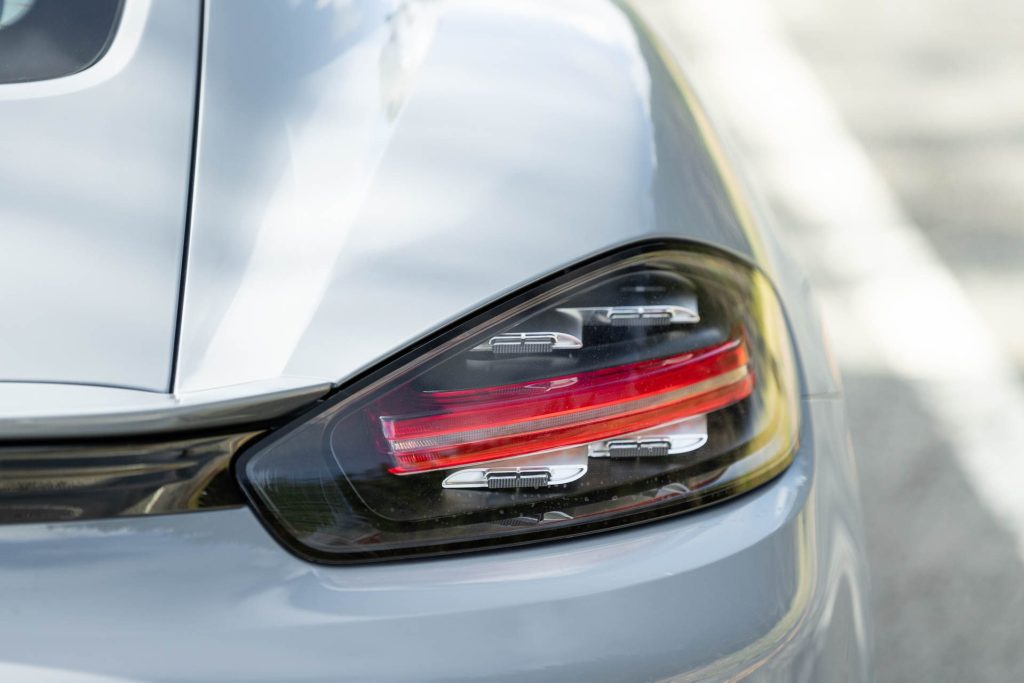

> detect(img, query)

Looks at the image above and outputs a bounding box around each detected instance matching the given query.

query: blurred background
[636,0,1024,680]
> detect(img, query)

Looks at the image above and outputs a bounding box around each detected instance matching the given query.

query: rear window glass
[0,0,124,84]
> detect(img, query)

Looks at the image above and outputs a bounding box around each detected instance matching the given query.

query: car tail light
[237,242,799,563]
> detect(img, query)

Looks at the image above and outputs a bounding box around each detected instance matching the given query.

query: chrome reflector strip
[589,415,709,458]
[473,332,583,355]
[442,464,588,489]
[567,304,700,326]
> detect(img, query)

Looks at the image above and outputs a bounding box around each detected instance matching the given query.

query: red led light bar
[380,339,753,474]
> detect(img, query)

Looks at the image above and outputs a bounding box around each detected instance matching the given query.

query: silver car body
[0,0,870,680]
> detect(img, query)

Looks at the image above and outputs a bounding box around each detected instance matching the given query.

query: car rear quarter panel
[175,0,769,395]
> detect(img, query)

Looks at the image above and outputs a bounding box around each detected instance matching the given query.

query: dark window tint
[0,0,124,84]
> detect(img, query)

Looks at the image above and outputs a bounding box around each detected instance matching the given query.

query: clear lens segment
[237,243,799,563]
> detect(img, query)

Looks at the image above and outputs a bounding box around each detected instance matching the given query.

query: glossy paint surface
[0,0,868,678]
[176,0,753,394]
[0,399,869,681]
[0,0,199,391]
[0,0,838,435]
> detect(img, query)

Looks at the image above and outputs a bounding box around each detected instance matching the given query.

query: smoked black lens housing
[237,242,799,563]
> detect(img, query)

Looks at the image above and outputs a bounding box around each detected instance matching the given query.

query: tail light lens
[237,242,799,563]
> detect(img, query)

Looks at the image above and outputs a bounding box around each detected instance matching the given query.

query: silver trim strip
[473,332,583,354]
[589,415,708,458]
[442,464,588,489]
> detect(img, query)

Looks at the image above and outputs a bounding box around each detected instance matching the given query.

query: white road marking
[639,0,1024,561]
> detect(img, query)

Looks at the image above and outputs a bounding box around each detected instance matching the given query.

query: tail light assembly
[237,242,799,563]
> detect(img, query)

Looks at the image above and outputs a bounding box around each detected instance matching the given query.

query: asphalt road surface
[638,1,1024,680]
